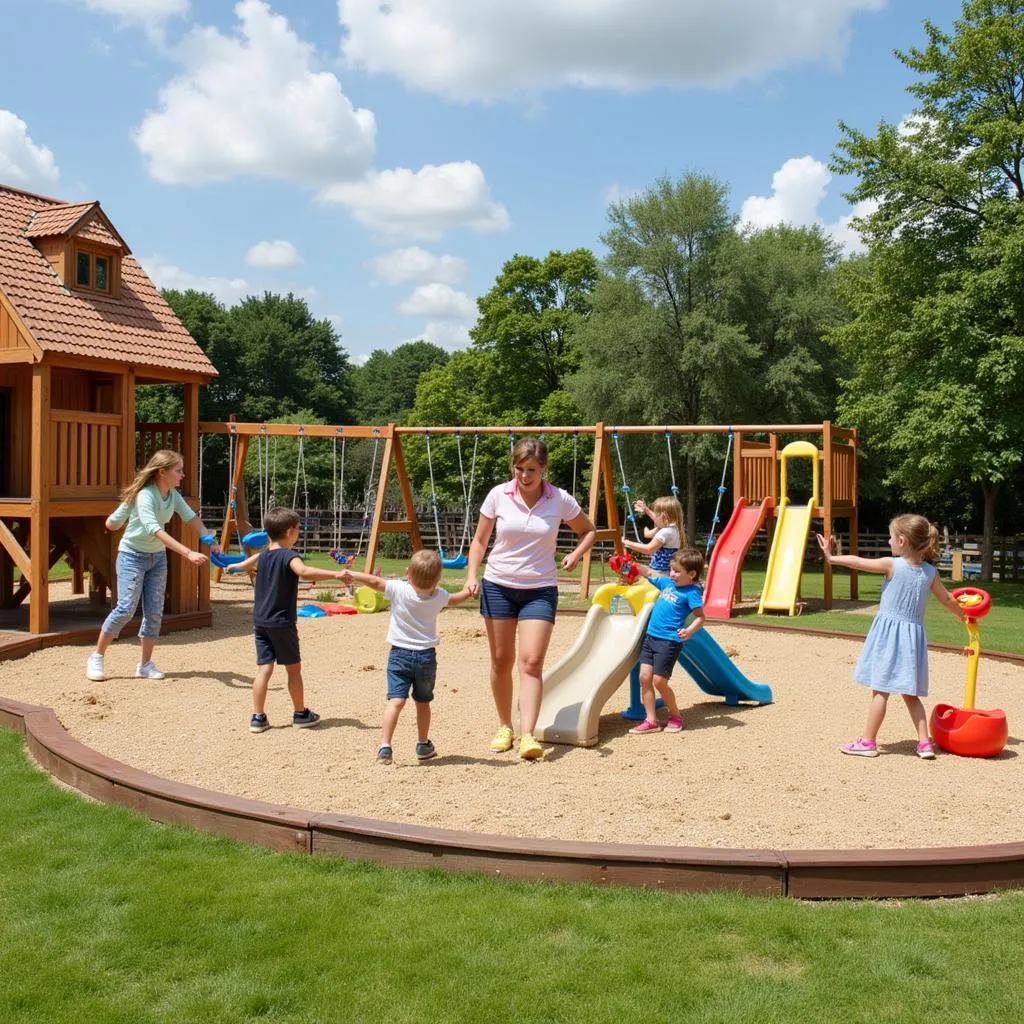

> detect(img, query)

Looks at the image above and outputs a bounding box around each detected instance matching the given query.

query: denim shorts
[386,646,437,702]
[254,625,301,666]
[639,634,683,679]
[101,547,168,640]
[479,580,558,622]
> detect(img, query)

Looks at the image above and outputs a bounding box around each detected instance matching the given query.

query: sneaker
[135,661,166,680]
[292,708,320,728]
[249,713,269,734]
[629,719,661,734]
[376,745,393,765]
[840,737,879,757]
[917,740,937,760]
[86,652,105,681]
[490,724,515,752]
[519,733,544,760]
[664,715,684,733]
[415,740,437,761]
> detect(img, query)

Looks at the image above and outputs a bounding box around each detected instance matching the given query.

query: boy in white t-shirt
[342,550,472,765]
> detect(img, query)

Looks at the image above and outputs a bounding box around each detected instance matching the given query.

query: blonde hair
[510,437,548,471]
[408,549,443,590]
[651,496,687,548]
[120,449,183,506]
[890,514,940,563]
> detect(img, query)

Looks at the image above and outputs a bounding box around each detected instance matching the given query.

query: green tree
[571,174,757,535]
[831,0,1024,577]
[354,341,449,424]
[471,249,598,416]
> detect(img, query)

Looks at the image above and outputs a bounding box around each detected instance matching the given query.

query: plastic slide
[676,629,773,705]
[703,497,773,619]
[757,502,814,615]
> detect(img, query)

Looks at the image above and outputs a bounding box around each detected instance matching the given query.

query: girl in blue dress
[816,514,966,759]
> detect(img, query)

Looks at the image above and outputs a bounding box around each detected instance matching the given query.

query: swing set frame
[199,419,858,605]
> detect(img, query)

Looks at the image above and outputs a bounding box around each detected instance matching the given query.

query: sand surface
[2,580,1022,851]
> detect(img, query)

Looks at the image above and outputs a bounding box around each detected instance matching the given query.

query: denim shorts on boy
[386,646,438,702]
[101,548,168,639]
[479,580,558,622]
[254,624,301,666]
[639,634,684,678]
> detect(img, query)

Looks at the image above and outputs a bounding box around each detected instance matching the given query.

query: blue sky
[0,0,965,364]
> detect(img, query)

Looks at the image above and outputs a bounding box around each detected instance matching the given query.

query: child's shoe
[664,715,684,733]
[292,708,320,728]
[249,713,269,734]
[840,737,879,757]
[416,740,437,761]
[376,745,393,765]
[490,724,514,752]
[916,739,937,760]
[629,719,661,734]
[86,652,105,681]
[519,733,544,760]
[135,660,166,680]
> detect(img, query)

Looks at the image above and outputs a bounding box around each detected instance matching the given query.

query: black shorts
[254,624,301,666]
[639,634,683,679]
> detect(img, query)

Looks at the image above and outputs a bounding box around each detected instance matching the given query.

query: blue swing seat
[440,552,467,570]
[242,530,269,550]
[210,551,248,569]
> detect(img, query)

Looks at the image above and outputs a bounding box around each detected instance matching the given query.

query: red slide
[703,497,773,619]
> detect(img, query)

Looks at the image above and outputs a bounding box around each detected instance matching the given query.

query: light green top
[109,484,196,554]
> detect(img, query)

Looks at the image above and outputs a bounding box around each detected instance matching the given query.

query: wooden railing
[136,423,184,468]
[50,410,122,497]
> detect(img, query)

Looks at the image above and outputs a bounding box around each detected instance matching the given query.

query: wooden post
[29,362,51,633]
[822,421,833,611]
[214,423,248,584]
[364,425,422,573]
[579,422,622,600]
[849,427,859,600]
[732,431,744,604]
[180,382,201,614]
[70,543,85,594]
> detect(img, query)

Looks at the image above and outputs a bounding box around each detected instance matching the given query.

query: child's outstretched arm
[623,536,665,556]
[288,558,347,583]
[816,534,894,575]
[225,552,261,574]
[678,607,705,641]
[444,585,474,607]
[930,575,968,621]
[339,568,387,592]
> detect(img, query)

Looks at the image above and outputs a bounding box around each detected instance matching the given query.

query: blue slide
[675,628,773,706]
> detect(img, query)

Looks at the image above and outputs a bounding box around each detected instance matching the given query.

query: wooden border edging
[2,695,1023,899]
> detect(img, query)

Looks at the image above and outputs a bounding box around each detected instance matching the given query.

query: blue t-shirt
[646,577,703,641]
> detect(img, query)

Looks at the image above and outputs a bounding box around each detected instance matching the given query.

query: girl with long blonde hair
[624,495,686,575]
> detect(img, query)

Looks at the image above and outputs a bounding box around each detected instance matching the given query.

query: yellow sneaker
[490,724,514,752]
[519,733,544,760]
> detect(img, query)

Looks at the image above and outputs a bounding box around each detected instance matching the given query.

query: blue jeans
[386,647,437,702]
[101,548,168,640]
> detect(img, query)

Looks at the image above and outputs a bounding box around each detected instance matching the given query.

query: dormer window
[74,247,112,293]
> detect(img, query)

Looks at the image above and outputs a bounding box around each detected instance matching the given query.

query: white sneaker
[86,652,105,681]
[135,661,166,680]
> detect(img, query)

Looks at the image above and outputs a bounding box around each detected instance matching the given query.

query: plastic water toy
[609,553,640,585]
[297,604,327,618]
[929,587,1008,758]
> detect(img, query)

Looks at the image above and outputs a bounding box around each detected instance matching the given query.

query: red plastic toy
[609,553,639,585]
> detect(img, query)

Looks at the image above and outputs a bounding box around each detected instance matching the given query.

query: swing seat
[210,551,248,569]
[441,553,468,570]
[297,604,327,618]
[242,530,269,550]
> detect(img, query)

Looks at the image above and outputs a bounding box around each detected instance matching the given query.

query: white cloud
[245,239,302,267]
[0,111,59,191]
[135,0,375,185]
[319,161,510,240]
[410,320,473,350]
[739,155,875,254]
[140,255,251,305]
[77,0,188,35]
[337,0,885,102]
[398,283,476,319]
[603,183,641,206]
[368,246,467,286]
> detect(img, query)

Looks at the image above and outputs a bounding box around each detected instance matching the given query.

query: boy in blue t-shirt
[628,548,706,734]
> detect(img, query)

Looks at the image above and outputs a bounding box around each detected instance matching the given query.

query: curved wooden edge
[2,695,1023,899]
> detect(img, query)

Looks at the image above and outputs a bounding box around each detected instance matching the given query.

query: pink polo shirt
[480,480,582,589]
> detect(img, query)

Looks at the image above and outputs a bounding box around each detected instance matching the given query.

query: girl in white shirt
[624,496,687,575]
[465,438,596,761]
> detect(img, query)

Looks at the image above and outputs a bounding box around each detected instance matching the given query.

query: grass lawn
[1,729,1023,1024]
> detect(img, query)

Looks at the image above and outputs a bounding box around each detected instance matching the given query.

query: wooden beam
[0,518,31,578]
[363,426,394,573]
[30,363,51,633]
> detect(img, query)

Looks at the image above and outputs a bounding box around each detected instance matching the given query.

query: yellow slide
[758,441,819,616]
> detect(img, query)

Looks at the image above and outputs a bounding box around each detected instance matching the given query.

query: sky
[0,0,967,365]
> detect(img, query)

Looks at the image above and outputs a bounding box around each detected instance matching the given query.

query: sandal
[664,715,684,733]
[629,719,661,734]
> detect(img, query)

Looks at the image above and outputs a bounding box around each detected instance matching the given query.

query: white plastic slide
[535,584,655,748]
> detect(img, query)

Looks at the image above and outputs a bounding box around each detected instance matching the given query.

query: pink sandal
[664,715,684,733]
[629,719,661,734]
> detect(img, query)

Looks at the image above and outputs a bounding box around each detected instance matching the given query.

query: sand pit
[2,580,1022,851]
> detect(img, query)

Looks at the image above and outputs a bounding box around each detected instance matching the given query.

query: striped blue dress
[853,557,935,696]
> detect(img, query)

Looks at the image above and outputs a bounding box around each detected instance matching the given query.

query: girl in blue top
[817,514,966,760]
[86,449,220,682]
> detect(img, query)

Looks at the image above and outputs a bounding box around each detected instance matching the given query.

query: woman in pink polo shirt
[465,438,596,760]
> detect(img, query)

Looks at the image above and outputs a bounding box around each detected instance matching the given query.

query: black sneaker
[415,740,437,761]
[376,745,393,765]
[250,713,269,734]
[292,708,320,729]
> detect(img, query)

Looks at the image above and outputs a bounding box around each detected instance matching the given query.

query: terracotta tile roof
[75,211,126,250]
[0,184,216,379]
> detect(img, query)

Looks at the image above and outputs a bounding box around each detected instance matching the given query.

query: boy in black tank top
[228,507,347,733]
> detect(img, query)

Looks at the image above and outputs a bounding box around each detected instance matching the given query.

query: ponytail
[890,514,940,564]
